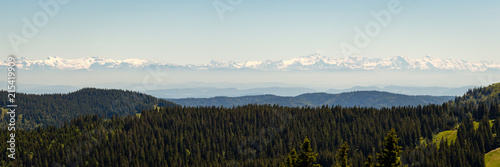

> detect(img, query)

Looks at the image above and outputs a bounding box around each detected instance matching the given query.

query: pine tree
[335,142,350,167]
[494,117,500,147]
[281,138,321,167]
[298,138,322,167]
[363,155,374,167]
[281,148,299,167]
[490,103,499,119]
[376,129,402,167]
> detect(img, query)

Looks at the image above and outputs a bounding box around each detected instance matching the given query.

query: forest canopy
[1,83,500,166]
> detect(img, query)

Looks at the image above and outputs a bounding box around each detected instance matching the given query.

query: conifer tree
[281,148,299,167]
[282,138,321,167]
[298,138,322,167]
[490,103,499,119]
[363,155,374,167]
[376,129,402,167]
[335,142,350,167]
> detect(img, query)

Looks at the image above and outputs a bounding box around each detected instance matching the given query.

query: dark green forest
[1,83,500,166]
[0,88,177,130]
[166,91,454,109]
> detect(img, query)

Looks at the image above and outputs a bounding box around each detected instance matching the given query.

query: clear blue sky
[1,0,499,64]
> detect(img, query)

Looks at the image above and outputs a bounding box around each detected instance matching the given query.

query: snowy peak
[3,56,158,70]
[2,55,499,72]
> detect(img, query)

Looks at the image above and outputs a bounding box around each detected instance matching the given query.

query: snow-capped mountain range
[2,54,499,72]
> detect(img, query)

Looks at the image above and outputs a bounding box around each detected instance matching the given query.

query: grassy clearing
[430,120,493,146]
[486,147,500,167]
[433,130,457,146]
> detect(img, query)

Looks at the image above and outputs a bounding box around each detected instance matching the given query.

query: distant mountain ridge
[5,81,472,97]
[166,91,455,108]
[3,54,500,72]
[145,87,317,98]
[326,85,474,97]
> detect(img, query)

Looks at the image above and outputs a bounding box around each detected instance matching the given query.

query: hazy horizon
[2,0,499,96]
[2,1,499,63]
[4,68,498,98]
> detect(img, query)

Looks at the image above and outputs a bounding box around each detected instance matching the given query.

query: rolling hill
[0,88,177,130]
[167,91,455,108]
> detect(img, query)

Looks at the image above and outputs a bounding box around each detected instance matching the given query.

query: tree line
[1,101,499,166]
[0,84,499,166]
[0,88,177,130]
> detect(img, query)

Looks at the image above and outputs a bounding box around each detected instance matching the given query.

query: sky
[1,0,499,65]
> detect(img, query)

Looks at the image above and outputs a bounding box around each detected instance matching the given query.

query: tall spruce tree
[363,155,374,167]
[298,138,322,167]
[335,142,351,167]
[376,129,402,167]
[282,138,321,167]
[281,148,299,167]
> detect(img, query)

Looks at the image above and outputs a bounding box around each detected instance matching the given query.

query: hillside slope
[2,83,500,166]
[0,88,177,130]
[454,82,500,104]
[486,148,500,167]
[167,91,454,108]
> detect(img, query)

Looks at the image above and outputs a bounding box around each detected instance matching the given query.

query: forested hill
[167,91,454,108]
[454,83,500,104]
[0,88,177,130]
[3,83,500,166]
